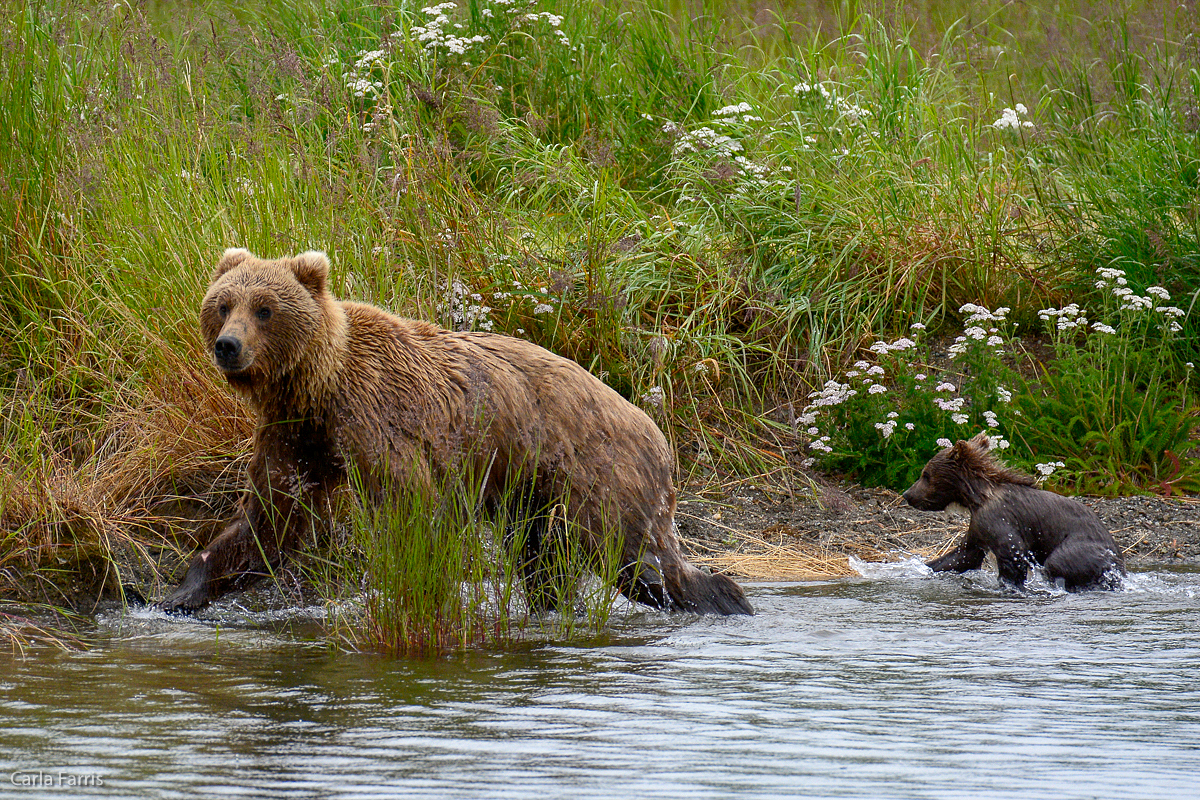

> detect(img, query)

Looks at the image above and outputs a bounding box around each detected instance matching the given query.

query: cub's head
[199,248,333,390]
[902,432,1034,512]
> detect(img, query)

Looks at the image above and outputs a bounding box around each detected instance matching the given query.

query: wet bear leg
[1044,539,1124,590]
[508,513,578,614]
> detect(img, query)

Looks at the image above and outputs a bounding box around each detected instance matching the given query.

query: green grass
[1,0,1198,644]
[307,460,623,655]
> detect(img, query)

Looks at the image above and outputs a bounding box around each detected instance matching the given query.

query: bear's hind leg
[507,514,578,615]
[615,556,671,611]
[1044,539,1124,591]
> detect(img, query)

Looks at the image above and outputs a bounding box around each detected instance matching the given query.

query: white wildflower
[910,322,926,331]
[936,397,965,412]
[992,105,1033,130]
[808,380,858,407]
[1146,286,1170,300]
[809,436,834,453]
[641,386,665,409]
[951,413,969,425]
[714,102,753,117]
[866,365,885,376]
[533,303,555,315]
[868,384,887,394]
[1035,461,1065,477]
[875,420,897,438]
[996,386,1012,403]
[1091,322,1116,334]
[935,382,956,393]
[936,438,953,448]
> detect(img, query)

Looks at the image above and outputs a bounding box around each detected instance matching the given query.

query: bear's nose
[214,336,242,367]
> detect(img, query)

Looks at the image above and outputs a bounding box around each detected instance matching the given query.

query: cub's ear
[212,248,253,281]
[950,438,973,461]
[292,251,330,296]
[951,432,990,462]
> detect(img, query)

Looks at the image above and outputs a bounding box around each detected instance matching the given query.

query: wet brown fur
[161,249,752,615]
[903,433,1124,591]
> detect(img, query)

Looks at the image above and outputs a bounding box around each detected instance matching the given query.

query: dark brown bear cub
[903,433,1124,590]
[160,248,752,615]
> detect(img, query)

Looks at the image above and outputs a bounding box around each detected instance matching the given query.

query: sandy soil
[677,481,1200,580]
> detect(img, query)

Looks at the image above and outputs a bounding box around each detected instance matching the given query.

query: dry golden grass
[689,524,962,580]
[0,328,253,608]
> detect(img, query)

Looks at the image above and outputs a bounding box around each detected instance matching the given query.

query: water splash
[848,555,932,579]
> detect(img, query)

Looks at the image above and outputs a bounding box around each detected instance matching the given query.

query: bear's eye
[256,307,272,321]
[218,303,229,318]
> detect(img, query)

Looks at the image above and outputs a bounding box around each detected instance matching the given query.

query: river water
[3,564,1199,799]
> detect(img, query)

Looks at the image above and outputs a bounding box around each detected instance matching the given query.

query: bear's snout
[214,335,244,370]
[902,482,941,511]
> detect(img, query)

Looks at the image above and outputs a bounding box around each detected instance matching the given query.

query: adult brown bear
[160,248,752,615]
[903,432,1125,590]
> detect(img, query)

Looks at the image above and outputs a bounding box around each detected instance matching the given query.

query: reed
[308,459,624,655]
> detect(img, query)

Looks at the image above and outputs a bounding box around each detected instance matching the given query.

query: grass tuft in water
[310,458,623,655]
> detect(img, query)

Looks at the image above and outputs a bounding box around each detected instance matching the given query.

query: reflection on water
[3,567,1200,799]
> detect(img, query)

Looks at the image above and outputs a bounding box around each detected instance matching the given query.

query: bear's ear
[291,251,330,296]
[968,431,992,452]
[212,248,253,281]
[950,438,975,461]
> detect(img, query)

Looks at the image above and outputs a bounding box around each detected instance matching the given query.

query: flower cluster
[948,304,1009,356]
[1035,460,1065,478]
[408,4,489,56]
[992,103,1033,130]
[713,102,762,124]
[665,124,743,157]
[641,385,665,411]
[794,81,872,124]
[1038,303,1090,331]
[1045,265,1187,335]
[335,48,386,99]
[440,279,494,331]
[522,10,570,46]
[798,312,1020,486]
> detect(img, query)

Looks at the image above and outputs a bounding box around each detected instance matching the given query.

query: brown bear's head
[902,432,1034,512]
[199,248,336,393]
